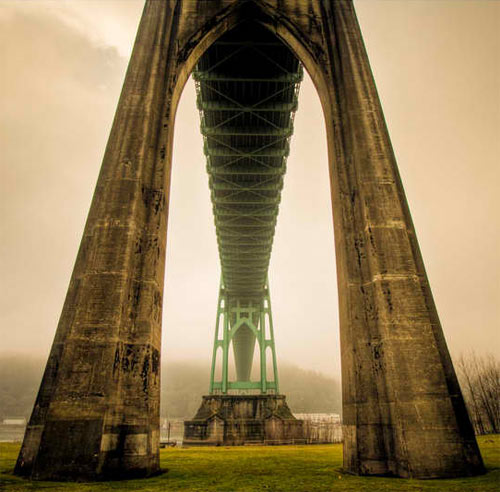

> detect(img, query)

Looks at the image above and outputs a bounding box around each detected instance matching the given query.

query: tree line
[456,352,499,435]
[2,351,497,434]
[0,354,341,420]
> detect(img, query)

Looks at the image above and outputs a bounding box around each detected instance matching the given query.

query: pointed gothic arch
[15,0,483,481]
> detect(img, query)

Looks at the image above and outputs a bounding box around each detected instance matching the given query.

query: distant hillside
[0,354,43,421]
[0,354,341,420]
[162,360,341,417]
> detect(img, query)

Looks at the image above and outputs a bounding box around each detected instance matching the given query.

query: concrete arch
[171,1,333,108]
[163,0,336,170]
[15,0,484,482]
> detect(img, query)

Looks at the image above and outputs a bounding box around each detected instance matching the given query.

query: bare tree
[456,351,500,435]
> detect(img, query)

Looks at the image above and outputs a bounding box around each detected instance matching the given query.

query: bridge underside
[195,21,302,390]
[15,0,484,482]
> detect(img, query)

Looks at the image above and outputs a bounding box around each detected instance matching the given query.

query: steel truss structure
[209,277,279,394]
[194,22,302,393]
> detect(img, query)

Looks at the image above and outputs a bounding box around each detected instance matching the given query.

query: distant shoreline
[0,424,25,443]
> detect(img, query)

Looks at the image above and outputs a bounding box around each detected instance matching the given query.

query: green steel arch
[194,21,303,393]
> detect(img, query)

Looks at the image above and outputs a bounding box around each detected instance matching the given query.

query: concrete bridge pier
[15,0,484,481]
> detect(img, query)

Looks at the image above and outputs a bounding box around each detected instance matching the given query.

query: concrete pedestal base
[183,395,304,446]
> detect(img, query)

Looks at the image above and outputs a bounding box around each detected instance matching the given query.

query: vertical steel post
[259,309,267,394]
[222,302,229,394]
[209,279,224,394]
[265,280,280,394]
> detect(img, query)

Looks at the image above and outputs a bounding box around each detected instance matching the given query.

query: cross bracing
[195,21,302,302]
[195,21,302,393]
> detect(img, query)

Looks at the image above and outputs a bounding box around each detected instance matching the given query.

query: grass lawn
[0,435,498,491]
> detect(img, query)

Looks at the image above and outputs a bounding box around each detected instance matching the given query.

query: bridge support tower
[184,278,303,446]
[15,0,484,481]
[209,278,279,395]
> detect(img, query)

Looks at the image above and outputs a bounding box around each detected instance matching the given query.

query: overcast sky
[0,0,498,379]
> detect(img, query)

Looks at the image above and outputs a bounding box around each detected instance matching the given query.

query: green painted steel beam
[193,72,302,83]
[205,146,289,157]
[209,181,282,190]
[216,209,277,217]
[217,239,254,246]
[215,227,275,235]
[220,250,271,256]
[208,169,285,176]
[218,241,273,247]
[211,182,282,192]
[215,229,273,237]
[214,215,277,223]
[205,146,290,156]
[210,382,277,390]
[223,273,266,279]
[202,125,293,137]
[216,231,273,238]
[198,101,298,113]
[221,262,268,268]
[212,197,281,205]
[220,259,269,266]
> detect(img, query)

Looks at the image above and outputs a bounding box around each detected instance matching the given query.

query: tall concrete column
[15,1,180,480]
[259,0,483,475]
[321,1,484,478]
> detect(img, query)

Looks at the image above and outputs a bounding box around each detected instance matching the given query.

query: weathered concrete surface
[183,395,304,446]
[15,0,484,480]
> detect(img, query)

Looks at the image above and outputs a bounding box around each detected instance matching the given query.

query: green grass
[1,436,499,491]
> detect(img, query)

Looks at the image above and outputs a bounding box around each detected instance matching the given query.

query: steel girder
[196,21,301,393]
[195,21,302,302]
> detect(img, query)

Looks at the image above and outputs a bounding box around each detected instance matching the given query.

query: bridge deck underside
[195,21,302,302]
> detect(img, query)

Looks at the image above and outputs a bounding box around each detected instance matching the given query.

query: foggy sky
[0,0,498,378]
